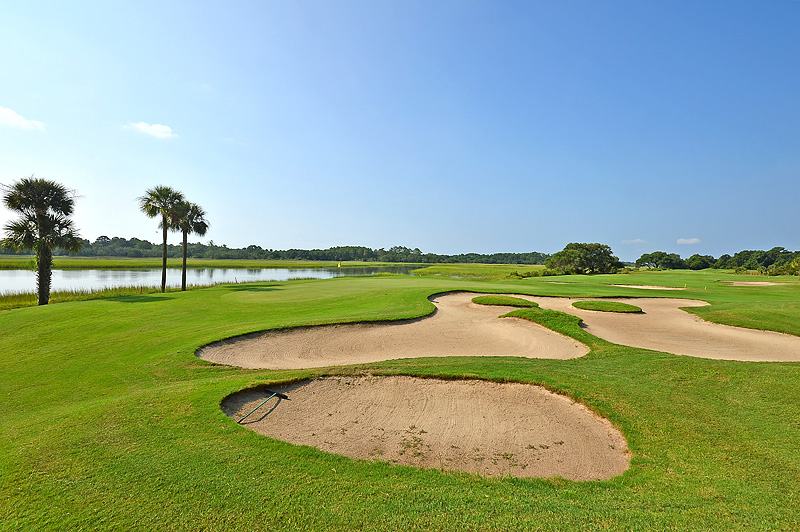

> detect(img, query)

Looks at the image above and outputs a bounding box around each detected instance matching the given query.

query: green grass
[571,300,643,313]
[0,285,213,311]
[0,255,423,271]
[471,294,539,307]
[0,285,154,311]
[2,270,800,530]
[412,263,545,280]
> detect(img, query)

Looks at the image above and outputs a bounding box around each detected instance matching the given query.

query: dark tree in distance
[685,254,715,270]
[173,201,209,291]
[138,186,185,292]
[1,176,83,304]
[546,243,623,274]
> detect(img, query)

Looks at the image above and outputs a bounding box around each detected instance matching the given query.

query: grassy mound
[572,300,643,313]
[471,294,539,307]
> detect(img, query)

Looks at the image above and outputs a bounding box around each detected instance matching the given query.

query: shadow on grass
[222,284,282,293]
[110,295,176,303]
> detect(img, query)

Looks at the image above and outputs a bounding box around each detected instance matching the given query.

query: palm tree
[172,201,209,291]
[1,176,83,305]
[138,186,184,293]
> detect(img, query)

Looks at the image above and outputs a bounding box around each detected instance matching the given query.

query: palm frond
[138,185,185,218]
[173,201,210,236]
[2,176,76,217]
[1,217,38,252]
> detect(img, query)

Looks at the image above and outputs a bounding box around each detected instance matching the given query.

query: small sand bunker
[724,281,781,287]
[222,376,630,480]
[610,284,685,290]
[198,292,588,369]
[516,297,800,362]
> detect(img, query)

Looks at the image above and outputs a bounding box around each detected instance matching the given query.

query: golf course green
[2,268,799,530]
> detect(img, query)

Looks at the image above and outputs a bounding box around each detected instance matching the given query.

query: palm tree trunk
[37,242,52,305]
[182,230,188,291]
[161,218,168,293]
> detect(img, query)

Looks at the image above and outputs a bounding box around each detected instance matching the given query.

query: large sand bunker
[198,292,588,369]
[610,284,685,290]
[222,376,630,480]
[198,292,800,366]
[724,281,781,287]
[520,297,800,362]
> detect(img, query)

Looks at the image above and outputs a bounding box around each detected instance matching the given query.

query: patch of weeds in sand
[398,426,431,458]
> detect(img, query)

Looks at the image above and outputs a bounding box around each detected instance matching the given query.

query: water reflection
[0,266,416,294]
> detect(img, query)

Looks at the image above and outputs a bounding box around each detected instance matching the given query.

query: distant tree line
[3,229,798,275]
[0,237,551,265]
[636,247,800,275]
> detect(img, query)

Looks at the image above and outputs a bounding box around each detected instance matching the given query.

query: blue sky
[2,1,799,261]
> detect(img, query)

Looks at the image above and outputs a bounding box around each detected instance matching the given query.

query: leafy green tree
[685,254,716,270]
[636,251,685,269]
[661,253,686,269]
[546,243,623,274]
[172,201,210,291]
[636,252,662,268]
[138,186,184,292]
[714,254,733,269]
[1,176,83,304]
[546,247,584,274]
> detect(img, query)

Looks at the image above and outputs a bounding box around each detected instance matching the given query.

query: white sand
[514,296,800,362]
[610,284,685,290]
[198,292,588,369]
[223,376,630,480]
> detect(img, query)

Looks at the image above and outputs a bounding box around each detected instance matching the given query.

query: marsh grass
[412,263,544,280]
[0,285,171,310]
[0,282,241,310]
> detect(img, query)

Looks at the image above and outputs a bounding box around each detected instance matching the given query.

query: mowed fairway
[2,270,800,530]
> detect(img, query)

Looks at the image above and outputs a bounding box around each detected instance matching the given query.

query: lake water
[0,266,416,294]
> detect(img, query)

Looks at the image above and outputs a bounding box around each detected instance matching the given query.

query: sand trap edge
[221,375,631,481]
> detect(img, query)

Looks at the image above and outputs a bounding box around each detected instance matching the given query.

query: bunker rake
[238,388,289,424]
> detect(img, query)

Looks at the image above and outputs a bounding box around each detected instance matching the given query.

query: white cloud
[0,105,45,131]
[622,238,647,245]
[125,121,177,139]
[677,237,701,245]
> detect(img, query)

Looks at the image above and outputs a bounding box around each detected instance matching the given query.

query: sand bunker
[610,284,685,290]
[516,297,800,362]
[724,281,781,287]
[199,291,800,368]
[198,292,588,369]
[222,376,630,480]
